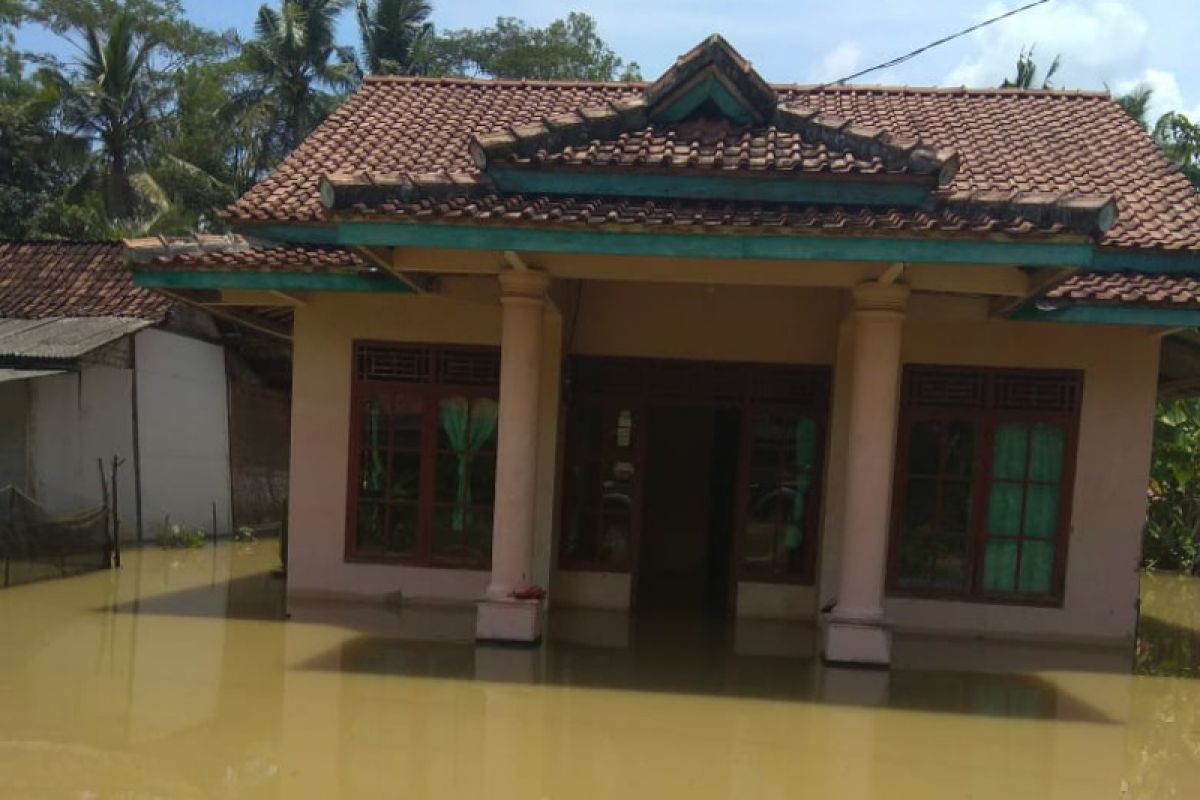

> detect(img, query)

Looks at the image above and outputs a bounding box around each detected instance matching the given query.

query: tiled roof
[125,235,368,274]
[490,123,918,175]
[0,241,174,321]
[1046,272,1200,308]
[334,193,1083,237]
[225,77,1200,251]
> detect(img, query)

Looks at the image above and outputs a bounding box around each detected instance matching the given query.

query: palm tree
[55,10,165,221]
[1115,84,1154,132]
[1001,46,1061,90]
[235,0,359,177]
[355,0,432,75]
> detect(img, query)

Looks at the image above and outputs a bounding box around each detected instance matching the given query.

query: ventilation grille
[356,343,499,386]
[993,371,1080,412]
[905,365,1081,414]
[905,367,988,408]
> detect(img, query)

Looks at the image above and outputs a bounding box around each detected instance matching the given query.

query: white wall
[134,328,232,538]
[29,366,137,533]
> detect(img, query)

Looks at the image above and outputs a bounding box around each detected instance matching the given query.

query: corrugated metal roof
[0,317,151,360]
[0,368,66,383]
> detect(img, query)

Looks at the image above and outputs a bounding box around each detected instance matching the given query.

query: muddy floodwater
[0,542,1198,799]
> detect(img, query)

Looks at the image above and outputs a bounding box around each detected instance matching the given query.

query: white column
[823,281,909,665]
[476,269,549,642]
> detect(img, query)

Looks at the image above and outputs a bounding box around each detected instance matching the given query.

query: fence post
[97,458,111,569]
[111,456,124,568]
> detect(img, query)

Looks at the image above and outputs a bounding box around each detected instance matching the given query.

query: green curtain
[783,418,817,552]
[982,422,1064,594]
[363,400,385,494]
[439,397,499,532]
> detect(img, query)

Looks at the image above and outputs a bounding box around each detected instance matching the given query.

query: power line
[824,0,1054,87]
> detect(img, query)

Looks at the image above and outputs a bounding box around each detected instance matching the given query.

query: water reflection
[0,543,1196,799]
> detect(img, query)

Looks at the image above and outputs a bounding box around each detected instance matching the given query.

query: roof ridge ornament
[644,34,778,125]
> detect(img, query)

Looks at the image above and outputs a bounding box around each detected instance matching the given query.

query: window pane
[432,505,491,563]
[742,414,818,575]
[897,535,934,588]
[1028,423,1065,482]
[907,420,942,474]
[435,453,464,504]
[360,398,387,447]
[944,421,976,478]
[1018,540,1055,594]
[388,503,419,554]
[1023,483,1060,539]
[932,535,968,590]
[562,405,639,567]
[992,423,1028,481]
[904,478,938,534]
[389,396,423,449]
[982,539,1019,592]
[943,480,973,533]
[470,454,496,505]
[987,481,1024,537]
[389,451,421,501]
[359,449,386,498]
[355,502,386,551]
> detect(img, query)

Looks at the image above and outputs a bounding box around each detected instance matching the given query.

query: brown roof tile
[225,77,1200,251]
[125,235,368,274]
[1046,272,1200,308]
[0,241,174,321]
[337,193,1076,237]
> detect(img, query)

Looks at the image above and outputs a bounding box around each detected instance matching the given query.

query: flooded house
[0,240,289,543]
[128,36,1200,666]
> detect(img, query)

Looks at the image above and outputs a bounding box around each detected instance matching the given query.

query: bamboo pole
[97,458,111,569]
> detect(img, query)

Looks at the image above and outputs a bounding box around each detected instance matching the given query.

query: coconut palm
[1001,46,1061,90]
[54,9,166,221]
[355,0,432,75]
[234,0,359,177]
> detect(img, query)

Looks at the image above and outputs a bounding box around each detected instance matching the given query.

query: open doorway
[635,405,740,616]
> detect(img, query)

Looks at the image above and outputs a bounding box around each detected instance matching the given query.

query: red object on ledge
[510,585,547,601]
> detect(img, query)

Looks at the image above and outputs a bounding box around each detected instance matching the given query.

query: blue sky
[15,0,1200,122]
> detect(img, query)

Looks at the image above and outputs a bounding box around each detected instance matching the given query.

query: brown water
[0,542,1198,799]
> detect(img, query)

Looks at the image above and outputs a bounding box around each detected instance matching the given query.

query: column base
[475,598,544,644]
[822,613,892,666]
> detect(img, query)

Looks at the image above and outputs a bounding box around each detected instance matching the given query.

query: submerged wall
[135,328,232,539]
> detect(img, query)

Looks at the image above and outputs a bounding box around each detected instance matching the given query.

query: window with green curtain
[347,343,500,567]
[742,411,820,578]
[981,422,1064,596]
[889,366,1079,603]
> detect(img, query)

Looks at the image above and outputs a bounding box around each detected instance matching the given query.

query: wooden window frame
[558,356,830,586]
[886,365,1082,607]
[345,341,500,569]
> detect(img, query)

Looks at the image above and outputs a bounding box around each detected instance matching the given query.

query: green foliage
[1001,45,1060,90]
[232,0,360,178]
[1115,83,1154,132]
[430,12,641,81]
[1145,398,1200,573]
[1153,112,1200,189]
[157,521,207,549]
[355,0,431,75]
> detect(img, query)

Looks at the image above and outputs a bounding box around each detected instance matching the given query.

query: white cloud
[1116,69,1200,124]
[942,0,1149,89]
[814,41,864,83]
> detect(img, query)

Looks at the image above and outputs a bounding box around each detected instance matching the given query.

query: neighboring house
[129,36,1200,665]
[0,240,289,542]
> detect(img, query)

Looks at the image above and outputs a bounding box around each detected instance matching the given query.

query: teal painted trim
[331,222,1094,267]
[653,74,756,125]
[134,270,412,292]
[1009,304,1200,326]
[1092,248,1200,274]
[242,224,340,245]
[489,168,932,207]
